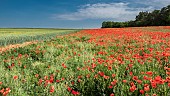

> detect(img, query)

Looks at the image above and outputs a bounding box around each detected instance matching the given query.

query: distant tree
[102,21,107,28]
[135,11,150,26]
[107,21,113,28]
[159,5,170,25]
[128,21,136,27]
[101,5,170,28]
[150,10,160,26]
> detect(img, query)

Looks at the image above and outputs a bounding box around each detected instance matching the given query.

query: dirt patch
[0,41,38,53]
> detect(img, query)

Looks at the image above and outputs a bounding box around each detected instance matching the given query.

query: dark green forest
[102,5,170,28]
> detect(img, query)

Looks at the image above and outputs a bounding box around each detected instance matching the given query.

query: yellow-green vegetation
[0,28,79,46]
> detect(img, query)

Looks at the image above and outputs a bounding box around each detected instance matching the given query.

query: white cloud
[53,1,169,21]
[136,0,170,9]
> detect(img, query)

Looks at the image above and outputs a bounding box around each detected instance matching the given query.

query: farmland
[0,26,170,96]
[0,28,79,46]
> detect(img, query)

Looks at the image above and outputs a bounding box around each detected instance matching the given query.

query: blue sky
[0,0,170,28]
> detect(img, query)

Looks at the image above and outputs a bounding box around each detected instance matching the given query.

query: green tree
[101,5,170,28]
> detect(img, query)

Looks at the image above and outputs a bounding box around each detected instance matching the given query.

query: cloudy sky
[0,0,169,28]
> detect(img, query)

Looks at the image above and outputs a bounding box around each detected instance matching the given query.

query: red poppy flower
[152,94,157,96]
[13,75,18,80]
[98,71,104,77]
[67,87,72,92]
[111,80,117,86]
[110,93,114,96]
[130,85,136,92]
[136,80,142,84]
[71,90,80,95]
[35,74,39,78]
[132,76,138,81]
[140,90,144,94]
[56,80,60,83]
[168,83,170,87]
[112,74,116,78]
[129,71,133,76]
[144,86,150,92]
[103,75,109,79]
[91,63,96,68]
[49,86,55,93]
[146,71,153,76]
[123,80,127,83]
[108,66,112,70]
[108,85,113,89]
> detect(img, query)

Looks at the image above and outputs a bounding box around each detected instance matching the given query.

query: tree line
[102,5,170,28]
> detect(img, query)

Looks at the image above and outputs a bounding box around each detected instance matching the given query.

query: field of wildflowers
[0,26,170,96]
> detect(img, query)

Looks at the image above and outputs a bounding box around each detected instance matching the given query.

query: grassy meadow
[0,26,170,96]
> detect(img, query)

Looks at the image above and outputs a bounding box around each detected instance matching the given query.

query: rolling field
[0,26,170,96]
[0,28,79,46]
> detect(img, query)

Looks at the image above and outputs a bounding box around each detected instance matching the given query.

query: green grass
[0,28,80,46]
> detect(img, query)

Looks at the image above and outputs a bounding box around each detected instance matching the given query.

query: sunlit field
[0,28,79,46]
[0,26,170,96]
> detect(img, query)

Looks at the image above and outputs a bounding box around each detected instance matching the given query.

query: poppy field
[0,26,170,96]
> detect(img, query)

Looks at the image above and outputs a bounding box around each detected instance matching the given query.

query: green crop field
[0,28,79,46]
